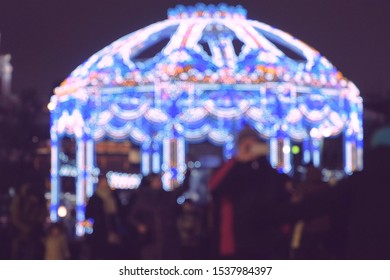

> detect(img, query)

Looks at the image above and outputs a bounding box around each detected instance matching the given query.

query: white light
[265,73,274,81]
[162,138,171,172]
[107,172,142,190]
[282,145,291,154]
[303,149,311,164]
[59,164,78,177]
[322,128,332,137]
[86,140,95,198]
[344,141,353,174]
[141,151,150,175]
[75,223,85,237]
[76,139,85,206]
[152,152,161,173]
[58,206,67,218]
[162,171,172,191]
[310,128,319,138]
[357,146,363,171]
[47,102,56,111]
[177,137,186,174]
[269,138,278,168]
[313,149,320,167]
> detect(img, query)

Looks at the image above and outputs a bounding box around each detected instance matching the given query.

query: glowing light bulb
[282,145,291,154]
[58,206,67,218]
[292,145,300,155]
[47,102,56,111]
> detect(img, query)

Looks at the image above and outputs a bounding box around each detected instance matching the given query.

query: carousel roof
[51,3,362,146]
[55,3,352,96]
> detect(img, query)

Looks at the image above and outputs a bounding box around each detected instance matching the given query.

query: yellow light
[292,145,300,155]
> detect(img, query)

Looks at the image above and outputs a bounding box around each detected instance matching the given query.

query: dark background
[0,0,390,98]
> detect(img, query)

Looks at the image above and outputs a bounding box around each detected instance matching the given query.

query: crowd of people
[2,127,390,260]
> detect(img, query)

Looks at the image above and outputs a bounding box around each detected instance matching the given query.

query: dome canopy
[55,3,351,96]
[50,3,362,153]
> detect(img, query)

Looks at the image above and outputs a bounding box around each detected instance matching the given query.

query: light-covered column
[311,138,322,168]
[50,129,61,222]
[308,128,323,168]
[75,136,86,236]
[302,138,311,165]
[356,101,364,171]
[344,138,354,174]
[269,133,292,173]
[141,141,151,176]
[282,137,292,173]
[152,141,161,174]
[344,96,364,174]
[344,126,357,175]
[269,137,278,168]
[162,136,186,191]
[85,138,96,198]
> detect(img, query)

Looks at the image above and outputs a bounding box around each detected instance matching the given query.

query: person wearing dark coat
[268,129,390,260]
[130,172,190,260]
[288,145,390,259]
[9,184,47,259]
[290,164,332,259]
[209,127,291,259]
[85,175,122,259]
[177,199,204,259]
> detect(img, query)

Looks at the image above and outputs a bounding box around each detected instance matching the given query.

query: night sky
[1,0,389,100]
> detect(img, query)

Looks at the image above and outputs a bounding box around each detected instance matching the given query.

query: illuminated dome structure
[49,3,363,226]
